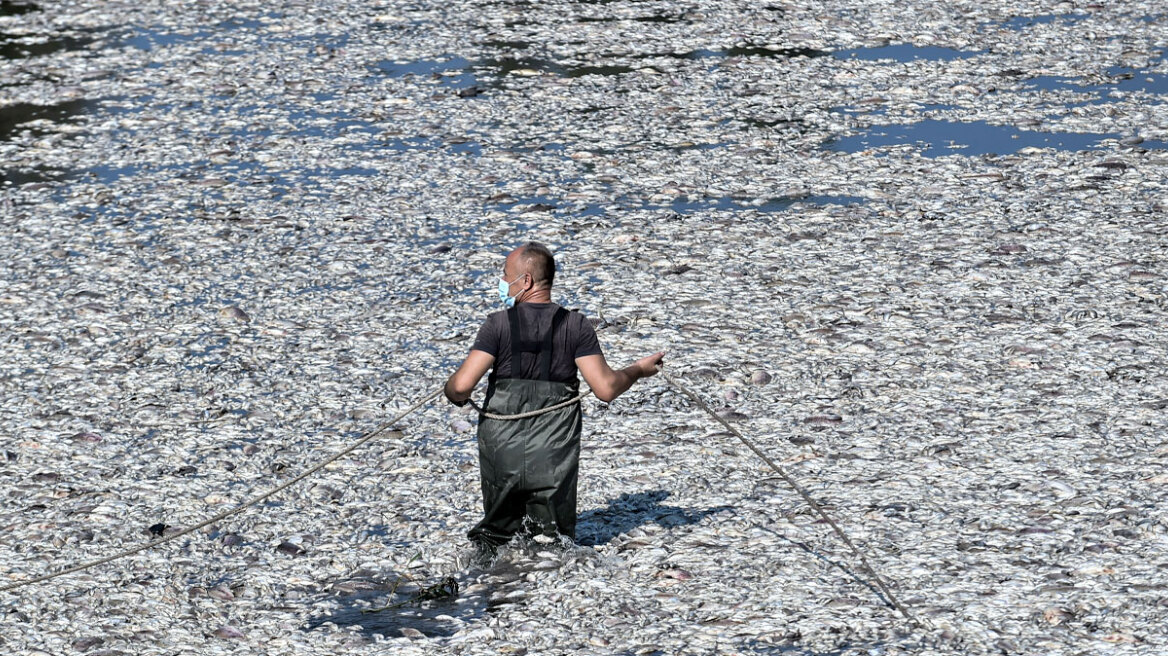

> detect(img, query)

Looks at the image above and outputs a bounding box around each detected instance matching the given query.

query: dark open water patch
[491,192,863,219]
[996,13,1090,30]
[827,120,1168,157]
[121,27,211,52]
[833,44,985,62]
[661,194,864,214]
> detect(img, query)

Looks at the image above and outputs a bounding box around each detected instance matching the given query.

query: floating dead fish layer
[2,1,1167,654]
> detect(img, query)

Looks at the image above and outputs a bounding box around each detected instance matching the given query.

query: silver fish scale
[3,0,1168,654]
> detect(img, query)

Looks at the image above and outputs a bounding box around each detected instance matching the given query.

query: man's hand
[631,351,665,379]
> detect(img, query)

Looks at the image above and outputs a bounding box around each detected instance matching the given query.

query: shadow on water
[576,490,733,546]
[827,119,1168,156]
[304,575,485,640]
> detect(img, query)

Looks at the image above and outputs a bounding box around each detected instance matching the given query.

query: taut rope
[655,365,921,627]
[0,388,443,594]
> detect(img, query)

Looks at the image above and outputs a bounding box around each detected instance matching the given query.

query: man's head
[501,242,555,304]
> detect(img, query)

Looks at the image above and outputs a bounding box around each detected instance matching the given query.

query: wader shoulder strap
[539,308,569,382]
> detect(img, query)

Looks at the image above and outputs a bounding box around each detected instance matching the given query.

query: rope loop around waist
[466,389,592,420]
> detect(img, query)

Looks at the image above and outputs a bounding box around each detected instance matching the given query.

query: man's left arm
[445,350,495,405]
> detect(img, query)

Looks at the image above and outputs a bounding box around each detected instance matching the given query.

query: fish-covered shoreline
[2,1,1167,654]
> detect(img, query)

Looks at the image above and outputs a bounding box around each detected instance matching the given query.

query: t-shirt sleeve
[572,313,603,359]
[470,312,503,355]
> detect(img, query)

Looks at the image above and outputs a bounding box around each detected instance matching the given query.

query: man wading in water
[445,242,664,556]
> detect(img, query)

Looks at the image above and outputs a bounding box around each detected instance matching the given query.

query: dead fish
[276,541,306,556]
[218,306,250,323]
[208,584,235,601]
[990,243,1027,255]
[71,637,104,651]
[657,568,693,581]
[212,625,245,640]
[803,414,843,425]
[749,370,772,385]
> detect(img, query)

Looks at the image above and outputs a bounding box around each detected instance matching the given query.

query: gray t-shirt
[471,303,603,383]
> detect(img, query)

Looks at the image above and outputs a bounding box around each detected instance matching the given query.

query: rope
[0,383,591,593]
[4,363,922,632]
[466,389,591,420]
[655,365,922,628]
[0,388,444,594]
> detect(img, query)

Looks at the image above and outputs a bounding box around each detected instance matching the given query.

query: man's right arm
[445,349,495,405]
[576,351,664,403]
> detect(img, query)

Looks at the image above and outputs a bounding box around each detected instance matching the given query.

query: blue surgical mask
[498,274,523,308]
